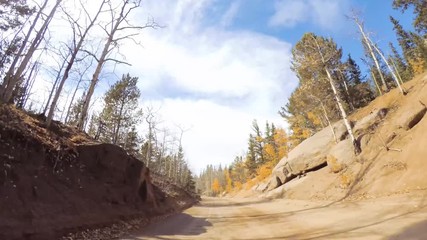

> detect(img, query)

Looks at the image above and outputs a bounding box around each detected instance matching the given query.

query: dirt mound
[0,105,197,239]
[261,72,427,201]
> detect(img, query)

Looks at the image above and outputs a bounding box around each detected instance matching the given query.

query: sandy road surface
[124,194,427,240]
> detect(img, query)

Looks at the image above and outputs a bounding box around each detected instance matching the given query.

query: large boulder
[327,139,355,173]
[270,121,346,187]
[268,109,390,192]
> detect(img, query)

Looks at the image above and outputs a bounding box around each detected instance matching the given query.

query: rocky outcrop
[267,108,389,192]
[267,121,345,191]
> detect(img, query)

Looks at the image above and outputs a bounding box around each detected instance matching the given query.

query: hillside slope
[0,106,197,240]
[261,73,427,200]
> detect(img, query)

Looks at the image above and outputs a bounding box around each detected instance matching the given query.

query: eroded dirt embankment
[0,105,197,240]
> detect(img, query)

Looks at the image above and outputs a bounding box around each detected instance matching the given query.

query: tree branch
[104,58,131,66]
[81,49,100,62]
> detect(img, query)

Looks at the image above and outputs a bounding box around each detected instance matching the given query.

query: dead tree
[144,106,160,168]
[307,93,338,143]
[64,59,93,123]
[369,39,406,95]
[16,60,40,109]
[350,14,389,93]
[1,0,62,103]
[42,47,71,115]
[46,0,107,127]
[77,0,159,130]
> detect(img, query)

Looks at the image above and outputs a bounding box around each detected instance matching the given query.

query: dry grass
[70,134,91,144]
[327,155,344,173]
[339,171,354,189]
[245,179,257,190]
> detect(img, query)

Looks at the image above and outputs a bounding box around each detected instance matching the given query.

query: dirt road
[124,194,427,239]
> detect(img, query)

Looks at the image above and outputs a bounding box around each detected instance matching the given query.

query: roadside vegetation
[195,0,427,197]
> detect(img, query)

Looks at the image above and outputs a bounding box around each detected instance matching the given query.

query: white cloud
[269,0,307,27]
[269,0,350,29]
[26,0,297,173]
[118,0,298,173]
[220,1,241,27]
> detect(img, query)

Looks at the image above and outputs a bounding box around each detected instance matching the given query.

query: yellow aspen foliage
[212,178,221,195]
[274,128,289,161]
[307,111,322,127]
[263,143,276,163]
[409,57,426,75]
[245,178,257,190]
[256,161,274,181]
[234,181,243,190]
[224,170,233,193]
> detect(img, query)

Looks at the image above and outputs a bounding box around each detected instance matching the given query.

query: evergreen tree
[66,93,85,126]
[291,33,360,154]
[390,16,418,66]
[245,135,257,177]
[389,42,413,82]
[393,0,427,34]
[98,73,142,145]
[251,120,265,165]
[121,126,141,157]
[410,32,427,73]
[0,0,34,31]
[0,0,34,75]
[281,33,350,144]
[361,38,391,92]
[344,54,375,108]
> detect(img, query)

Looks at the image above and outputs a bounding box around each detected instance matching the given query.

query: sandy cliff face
[262,73,427,201]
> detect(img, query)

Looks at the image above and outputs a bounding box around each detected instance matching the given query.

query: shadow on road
[240,197,427,240]
[124,213,212,239]
[388,219,427,240]
[197,198,272,208]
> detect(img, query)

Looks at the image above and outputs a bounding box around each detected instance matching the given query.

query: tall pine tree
[98,73,142,146]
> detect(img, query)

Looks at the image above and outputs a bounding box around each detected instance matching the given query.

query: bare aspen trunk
[77,59,104,130]
[46,0,105,127]
[16,62,38,108]
[77,0,127,130]
[77,33,113,130]
[144,110,158,169]
[145,145,151,168]
[342,77,355,111]
[64,76,83,123]
[76,0,157,129]
[43,59,67,115]
[370,41,406,95]
[354,20,388,92]
[325,68,356,142]
[312,35,360,154]
[390,57,404,85]
[371,70,382,96]
[2,0,62,103]
[336,69,354,111]
[320,101,337,143]
[22,63,40,108]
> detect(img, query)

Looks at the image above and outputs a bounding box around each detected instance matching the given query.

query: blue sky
[31,0,416,173]
[203,0,414,73]
[119,0,416,173]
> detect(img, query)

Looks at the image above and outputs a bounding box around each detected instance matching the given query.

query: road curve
[123,195,427,240]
